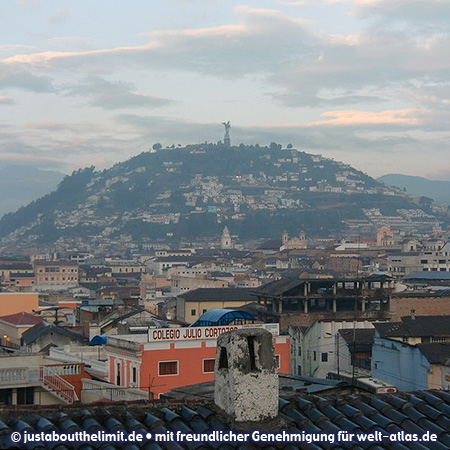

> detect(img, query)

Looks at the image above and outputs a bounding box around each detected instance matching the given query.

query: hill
[378,174,450,207]
[0,165,64,219]
[0,144,443,249]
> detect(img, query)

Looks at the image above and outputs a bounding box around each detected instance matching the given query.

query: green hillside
[0,144,441,247]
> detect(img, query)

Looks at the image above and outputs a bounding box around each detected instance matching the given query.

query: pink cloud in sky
[253,108,421,128]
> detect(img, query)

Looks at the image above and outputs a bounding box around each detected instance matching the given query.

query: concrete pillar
[303,299,309,314]
[361,297,366,312]
[214,328,278,422]
[332,298,337,313]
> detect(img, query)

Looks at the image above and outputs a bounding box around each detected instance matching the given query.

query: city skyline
[1,0,450,180]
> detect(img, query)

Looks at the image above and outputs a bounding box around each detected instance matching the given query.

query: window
[203,359,215,373]
[321,352,328,362]
[313,351,317,361]
[159,361,178,376]
[275,355,280,368]
[17,387,34,405]
[298,346,302,357]
[421,260,428,264]
[203,309,207,314]
[0,388,12,405]
[132,367,137,383]
[191,309,196,316]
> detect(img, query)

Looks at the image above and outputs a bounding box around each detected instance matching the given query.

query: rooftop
[0,311,43,327]
[0,389,449,449]
[178,288,256,302]
[374,316,450,339]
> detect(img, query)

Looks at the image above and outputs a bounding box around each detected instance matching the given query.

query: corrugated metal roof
[190,309,255,327]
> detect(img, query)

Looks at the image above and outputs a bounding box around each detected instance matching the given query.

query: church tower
[221,226,233,249]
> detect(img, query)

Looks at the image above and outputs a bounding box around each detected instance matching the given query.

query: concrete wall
[214,329,278,422]
[178,299,256,324]
[106,332,290,399]
[372,333,429,391]
[290,319,376,378]
[389,296,450,321]
[0,322,31,346]
[0,293,39,316]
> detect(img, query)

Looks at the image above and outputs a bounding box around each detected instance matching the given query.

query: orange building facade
[104,324,290,399]
[0,292,39,316]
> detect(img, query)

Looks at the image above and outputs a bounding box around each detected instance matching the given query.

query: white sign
[148,323,279,342]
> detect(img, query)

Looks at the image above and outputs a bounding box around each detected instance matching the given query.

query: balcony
[81,379,149,403]
[0,364,79,404]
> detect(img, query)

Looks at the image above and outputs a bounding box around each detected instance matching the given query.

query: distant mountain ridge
[0,144,441,248]
[0,165,65,219]
[378,174,450,207]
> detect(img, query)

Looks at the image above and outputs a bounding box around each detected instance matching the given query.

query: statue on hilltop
[222,121,231,147]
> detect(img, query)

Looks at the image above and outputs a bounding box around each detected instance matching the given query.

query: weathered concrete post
[214,328,278,422]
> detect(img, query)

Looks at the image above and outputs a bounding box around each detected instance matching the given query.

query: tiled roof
[0,263,33,270]
[417,343,450,365]
[21,322,89,345]
[257,239,282,250]
[34,261,78,266]
[178,288,256,302]
[253,278,304,296]
[403,271,450,281]
[374,316,450,339]
[338,329,375,351]
[401,316,450,337]
[0,311,43,327]
[0,390,449,449]
[9,272,35,278]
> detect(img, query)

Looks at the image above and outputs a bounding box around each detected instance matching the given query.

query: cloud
[47,10,70,25]
[1,3,450,178]
[0,96,15,105]
[4,5,450,111]
[305,109,421,127]
[115,112,419,151]
[0,62,54,92]
[63,76,174,110]
[347,0,450,29]
[0,117,151,171]
[3,6,320,77]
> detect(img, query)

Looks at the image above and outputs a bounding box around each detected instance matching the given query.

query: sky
[1,0,450,180]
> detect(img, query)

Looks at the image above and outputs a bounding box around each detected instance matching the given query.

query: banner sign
[148,323,279,342]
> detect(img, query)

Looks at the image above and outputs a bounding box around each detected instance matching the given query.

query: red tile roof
[0,311,43,326]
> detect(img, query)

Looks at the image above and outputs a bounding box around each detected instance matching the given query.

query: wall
[171,276,228,295]
[389,295,450,321]
[0,293,39,316]
[372,333,429,391]
[0,322,32,346]
[26,331,84,354]
[290,319,376,378]
[179,299,256,324]
[106,330,290,399]
[442,365,450,390]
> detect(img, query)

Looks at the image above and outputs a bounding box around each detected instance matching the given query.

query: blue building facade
[371,330,430,391]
